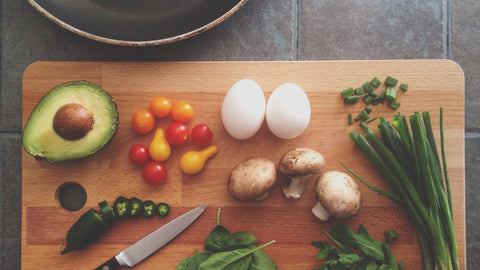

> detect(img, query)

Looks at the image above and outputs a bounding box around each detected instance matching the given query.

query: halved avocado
[23,81,119,163]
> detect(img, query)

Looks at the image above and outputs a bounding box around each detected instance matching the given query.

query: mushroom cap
[278,148,326,177]
[315,171,361,219]
[228,157,277,202]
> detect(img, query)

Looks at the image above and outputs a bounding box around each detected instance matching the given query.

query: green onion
[359,110,369,121]
[365,106,373,114]
[371,77,381,88]
[362,81,374,94]
[379,91,386,100]
[385,76,398,87]
[389,101,401,109]
[342,87,354,99]
[344,94,366,104]
[343,109,459,270]
[386,87,396,102]
[366,117,377,123]
[363,95,374,105]
[400,83,408,91]
[354,87,363,95]
[348,113,353,124]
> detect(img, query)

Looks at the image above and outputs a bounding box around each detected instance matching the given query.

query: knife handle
[94,256,121,270]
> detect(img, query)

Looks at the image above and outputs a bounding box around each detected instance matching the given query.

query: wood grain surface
[22,60,465,269]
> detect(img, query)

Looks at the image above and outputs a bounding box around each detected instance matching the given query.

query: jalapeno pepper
[60,197,170,254]
[99,200,116,223]
[142,200,156,218]
[129,197,143,217]
[60,208,109,254]
[113,196,131,218]
[157,202,170,218]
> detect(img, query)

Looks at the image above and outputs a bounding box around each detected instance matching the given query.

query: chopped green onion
[389,101,401,109]
[341,87,354,99]
[379,91,386,100]
[354,116,361,121]
[370,92,378,98]
[371,77,381,88]
[363,95,374,105]
[359,110,369,120]
[354,87,363,95]
[385,87,396,102]
[365,106,372,114]
[367,117,378,123]
[362,81,374,94]
[344,94,366,104]
[348,113,353,124]
[400,83,408,91]
[385,76,398,87]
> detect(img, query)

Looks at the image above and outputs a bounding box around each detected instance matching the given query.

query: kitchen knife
[94,204,207,270]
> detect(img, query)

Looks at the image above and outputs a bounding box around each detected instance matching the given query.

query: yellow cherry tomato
[149,128,171,162]
[180,145,218,174]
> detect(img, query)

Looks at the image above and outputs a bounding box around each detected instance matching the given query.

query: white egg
[221,79,266,140]
[266,83,311,139]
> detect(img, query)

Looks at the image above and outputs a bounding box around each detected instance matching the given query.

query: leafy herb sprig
[312,224,404,270]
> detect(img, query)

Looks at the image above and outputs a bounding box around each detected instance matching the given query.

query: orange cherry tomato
[149,96,171,118]
[131,109,155,134]
[171,101,194,123]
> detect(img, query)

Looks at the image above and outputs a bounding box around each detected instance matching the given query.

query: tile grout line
[295,0,299,61]
[446,0,451,59]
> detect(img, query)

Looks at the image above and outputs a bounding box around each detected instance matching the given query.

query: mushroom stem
[311,201,330,221]
[282,175,311,200]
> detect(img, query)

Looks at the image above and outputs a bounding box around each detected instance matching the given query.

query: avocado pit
[53,103,94,140]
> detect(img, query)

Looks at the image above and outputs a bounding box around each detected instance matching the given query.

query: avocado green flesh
[23,81,119,163]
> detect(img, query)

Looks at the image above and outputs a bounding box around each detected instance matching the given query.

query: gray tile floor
[1,0,478,268]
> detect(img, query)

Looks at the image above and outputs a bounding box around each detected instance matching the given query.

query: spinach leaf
[249,248,278,270]
[204,226,257,252]
[231,231,257,248]
[204,225,234,252]
[198,241,275,270]
[176,250,211,270]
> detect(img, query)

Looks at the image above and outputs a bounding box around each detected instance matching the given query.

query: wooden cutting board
[22,60,466,269]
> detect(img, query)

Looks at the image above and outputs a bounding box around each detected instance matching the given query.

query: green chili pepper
[157,202,170,218]
[129,197,143,217]
[98,200,115,223]
[113,196,131,218]
[60,209,109,254]
[142,200,156,218]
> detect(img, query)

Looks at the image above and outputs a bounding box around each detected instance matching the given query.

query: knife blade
[94,204,207,270]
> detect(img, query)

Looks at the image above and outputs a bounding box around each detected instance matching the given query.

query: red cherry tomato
[191,124,213,146]
[141,161,167,185]
[128,144,150,166]
[165,122,190,146]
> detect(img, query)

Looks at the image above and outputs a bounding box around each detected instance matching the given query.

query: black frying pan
[27,0,248,46]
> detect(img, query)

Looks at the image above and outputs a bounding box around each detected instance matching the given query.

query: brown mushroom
[277,148,326,200]
[228,157,277,202]
[312,171,361,221]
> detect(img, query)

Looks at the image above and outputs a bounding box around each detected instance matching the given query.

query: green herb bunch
[344,109,459,270]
